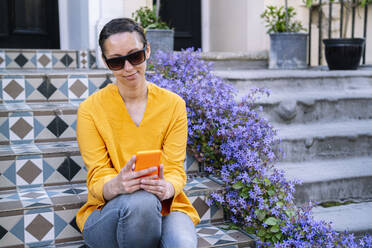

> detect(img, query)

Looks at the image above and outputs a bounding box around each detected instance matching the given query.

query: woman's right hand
[103,155,158,201]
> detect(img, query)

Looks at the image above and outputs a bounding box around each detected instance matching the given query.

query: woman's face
[103,31,150,88]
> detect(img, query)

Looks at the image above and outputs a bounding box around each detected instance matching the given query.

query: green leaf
[257,229,266,237]
[255,210,266,222]
[263,178,271,186]
[275,233,283,240]
[270,225,280,233]
[264,217,278,226]
[232,181,244,190]
[276,201,284,207]
[285,209,295,218]
[268,189,275,196]
[245,226,256,234]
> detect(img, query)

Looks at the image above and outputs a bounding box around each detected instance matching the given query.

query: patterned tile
[196,224,254,247]
[43,156,71,185]
[185,152,200,173]
[0,159,16,189]
[189,195,224,224]
[2,76,25,102]
[89,50,97,69]
[46,185,81,205]
[10,143,41,154]
[49,75,69,101]
[6,51,36,69]
[52,52,77,69]
[36,141,77,154]
[24,208,54,244]
[0,190,22,211]
[9,112,34,143]
[16,155,43,186]
[0,214,24,246]
[26,75,50,102]
[0,50,5,69]
[0,114,9,144]
[185,176,222,194]
[68,75,88,100]
[78,50,89,69]
[54,209,82,241]
[34,114,59,141]
[37,51,52,69]
[19,186,52,208]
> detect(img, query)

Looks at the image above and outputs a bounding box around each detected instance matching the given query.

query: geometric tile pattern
[68,75,89,100]
[2,76,25,102]
[9,112,34,144]
[196,223,255,247]
[0,73,114,102]
[0,154,86,189]
[37,51,52,69]
[0,49,101,70]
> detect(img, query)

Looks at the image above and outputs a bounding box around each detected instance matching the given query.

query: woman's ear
[146,42,151,59]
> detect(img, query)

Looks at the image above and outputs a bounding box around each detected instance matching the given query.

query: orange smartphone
[135,150,162,178]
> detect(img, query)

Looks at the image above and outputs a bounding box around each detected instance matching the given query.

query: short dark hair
[99,18,147,55]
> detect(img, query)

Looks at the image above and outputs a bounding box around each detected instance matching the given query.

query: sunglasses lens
[127,50,146,65]
[106,57,125,71]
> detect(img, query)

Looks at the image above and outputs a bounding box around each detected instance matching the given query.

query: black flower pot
[323,38,365,70]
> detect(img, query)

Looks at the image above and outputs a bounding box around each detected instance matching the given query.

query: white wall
[206,0,268,54]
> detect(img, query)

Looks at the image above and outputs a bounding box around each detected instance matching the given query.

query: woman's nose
[123,59,134,71]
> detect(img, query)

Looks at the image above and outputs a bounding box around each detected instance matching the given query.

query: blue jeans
[82,190,197,248]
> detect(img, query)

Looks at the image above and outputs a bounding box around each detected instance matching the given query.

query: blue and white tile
[19,186,52,208]
[0,160,16,189]
[9,112,34,143]
[0,214,24,246]
[68,75,89,100]
[0,50,5,68]
[37,51,52,69]
[2,76,25,102]
[24,208,54,245]
[16,155,43,186]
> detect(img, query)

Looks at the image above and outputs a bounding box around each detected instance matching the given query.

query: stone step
[0,49,97,70]
[276,157,372,205]
[0,70,113,103]
[276,119,372,162]
[213,70,372,97]
[0,141,202,191]
[200,51,268,70]
[0,176,226,247]
[256,89,372,124]
[313,201,372,237]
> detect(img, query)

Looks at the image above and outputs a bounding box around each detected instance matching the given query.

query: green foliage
[132,6,170,30]
[261,5,305,33]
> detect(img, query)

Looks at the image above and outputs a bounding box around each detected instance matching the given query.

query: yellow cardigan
[75,82,200,232]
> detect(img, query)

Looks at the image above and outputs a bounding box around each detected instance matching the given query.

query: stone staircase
[0,49,256,248]
[215,69,372,237]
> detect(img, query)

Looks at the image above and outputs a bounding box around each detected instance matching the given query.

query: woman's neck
[116,80,148,104]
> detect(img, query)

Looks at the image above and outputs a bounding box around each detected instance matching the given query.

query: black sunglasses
[104,45,147,71]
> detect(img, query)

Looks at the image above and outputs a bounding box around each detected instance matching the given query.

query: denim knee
[116,190,161,218]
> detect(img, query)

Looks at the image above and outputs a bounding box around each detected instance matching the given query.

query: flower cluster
[147,48,372,247]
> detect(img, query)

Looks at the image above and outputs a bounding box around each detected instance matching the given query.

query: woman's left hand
[140,164,175,201]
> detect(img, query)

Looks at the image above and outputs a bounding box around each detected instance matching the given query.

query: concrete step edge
[312,201,372,236]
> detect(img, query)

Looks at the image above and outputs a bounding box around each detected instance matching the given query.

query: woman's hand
[103,155,158,201]
[140,164,175,201]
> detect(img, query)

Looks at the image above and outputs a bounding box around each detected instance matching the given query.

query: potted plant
[261,1,308,69]
[133,3,174,58]
[305,0,369,70]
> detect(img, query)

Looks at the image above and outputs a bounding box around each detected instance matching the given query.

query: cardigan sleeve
[76,102,117,206]
[161,99,188,214]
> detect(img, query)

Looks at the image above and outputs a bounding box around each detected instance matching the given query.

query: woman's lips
[123,72,137,80]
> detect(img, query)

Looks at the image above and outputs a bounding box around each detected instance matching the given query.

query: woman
[75,18,200,248]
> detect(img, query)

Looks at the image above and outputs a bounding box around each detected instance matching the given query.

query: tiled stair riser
[0,177,226,248]
[0,50,97,70]
[0,74,114,103]
[0,144,201,191]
